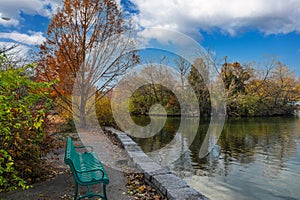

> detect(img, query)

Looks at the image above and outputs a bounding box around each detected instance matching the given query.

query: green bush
[59,118,77,133]
[0,55,55,192]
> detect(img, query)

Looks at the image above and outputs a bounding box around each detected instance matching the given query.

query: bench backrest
[64,137,80,167]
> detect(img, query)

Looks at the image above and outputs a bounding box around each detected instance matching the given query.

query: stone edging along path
[105,127,209,200]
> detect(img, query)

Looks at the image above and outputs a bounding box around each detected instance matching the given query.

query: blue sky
[0,0,299,75]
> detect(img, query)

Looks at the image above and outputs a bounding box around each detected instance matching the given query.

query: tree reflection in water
[131,116,300,200]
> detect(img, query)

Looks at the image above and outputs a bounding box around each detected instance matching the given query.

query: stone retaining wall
[105,127,209,200]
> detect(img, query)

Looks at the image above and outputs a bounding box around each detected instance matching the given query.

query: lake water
[130,116,300,200]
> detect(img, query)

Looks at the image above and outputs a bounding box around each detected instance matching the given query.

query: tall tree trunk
[79,111,87,127]
[79,92,87,127]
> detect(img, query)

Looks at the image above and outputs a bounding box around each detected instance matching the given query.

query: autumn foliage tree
[246,61,296,115]
[36,0,138,127]
[220,61,252,116]
[218,58,297,117]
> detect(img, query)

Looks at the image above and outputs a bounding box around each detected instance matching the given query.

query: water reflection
[131,116,300,200]
[131,115,199,166]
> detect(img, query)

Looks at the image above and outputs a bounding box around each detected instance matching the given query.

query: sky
[0,0,299,75]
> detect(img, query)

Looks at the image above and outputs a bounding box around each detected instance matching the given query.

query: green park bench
[64,137,109,200]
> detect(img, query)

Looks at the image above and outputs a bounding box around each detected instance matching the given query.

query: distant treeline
[128,57,299,117]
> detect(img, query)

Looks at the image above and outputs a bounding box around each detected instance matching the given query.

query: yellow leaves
[7,161,14,167]
[33,118,44,130]
[25,168,32,174]
[138,185,146,193]
[95,95,114,126]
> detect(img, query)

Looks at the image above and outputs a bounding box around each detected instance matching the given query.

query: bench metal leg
[103,184,108,200]
[74,184,108,200]
[74,183,79,200]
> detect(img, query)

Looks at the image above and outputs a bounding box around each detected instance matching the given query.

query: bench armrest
[76,168,105,178]
[75,145,94,152]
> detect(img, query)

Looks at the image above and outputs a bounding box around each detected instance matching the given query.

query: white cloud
[130,0,300,40]
[0,41,31,64]
[0,42,30,54]
[0,31,46,45]
[0,0,61,27]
